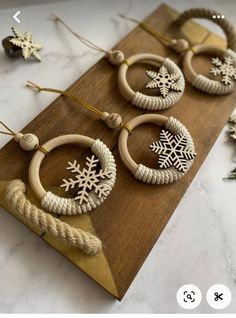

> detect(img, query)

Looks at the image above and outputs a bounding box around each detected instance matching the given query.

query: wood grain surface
[0,4,235,300]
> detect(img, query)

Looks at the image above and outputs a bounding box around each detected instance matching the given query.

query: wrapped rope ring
[183,44,236,95]
[118,53,185,110]
[29,135,116,215]
[118,114,195,184]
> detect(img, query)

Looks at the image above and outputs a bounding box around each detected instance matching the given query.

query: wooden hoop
[119,114,168,174]
[118,53,185,110]
[29,135,99,200]
[118,114,195,181]
[183,44,236,94]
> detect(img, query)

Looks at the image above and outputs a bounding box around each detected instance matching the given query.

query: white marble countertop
[0,0,236,313]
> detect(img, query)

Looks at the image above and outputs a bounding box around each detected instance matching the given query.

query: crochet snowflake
[9,27,42,61]
[150,130,196,173]
[210,56,236,85]
[145,65,183,98]
[61,155,112,204]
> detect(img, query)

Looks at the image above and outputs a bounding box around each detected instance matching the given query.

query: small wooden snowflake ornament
[150,130,196,173]
[61,155,112,204]
[146,65,183,98]
[7,27,42,61]
[210,56,236,85]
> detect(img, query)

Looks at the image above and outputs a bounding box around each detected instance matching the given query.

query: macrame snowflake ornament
[61,155,112,204]
[210,56,236,85]
[150,130,196,173]
[145,65,183,98]
[9,27,42,61]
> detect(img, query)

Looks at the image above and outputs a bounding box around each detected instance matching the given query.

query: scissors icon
[214,292,223,301]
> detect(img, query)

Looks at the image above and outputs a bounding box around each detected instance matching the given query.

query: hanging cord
[118,14,194,54]
[0,121,16,136]
[26,81,129,131]
[118,14,172,46]
[51,14,108,54]
[26,81,103,117]
[0,120,48,153]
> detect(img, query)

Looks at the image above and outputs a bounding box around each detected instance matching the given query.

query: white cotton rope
[132,58,185,110]
[192,49,236,95]
[135,117,195,184]
[41,139,116,215]
[5,180,102,255]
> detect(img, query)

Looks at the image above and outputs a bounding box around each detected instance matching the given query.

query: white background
[0,0,236,313]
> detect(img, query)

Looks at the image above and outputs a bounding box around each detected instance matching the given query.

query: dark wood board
[0,4,234,300]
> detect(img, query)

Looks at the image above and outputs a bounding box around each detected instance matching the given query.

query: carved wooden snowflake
[145,65,183,98]
[210,56,236,85]
[229,125,236,140]
[61,155,112,204]
[9,27,42,61]
[150,130,196,173]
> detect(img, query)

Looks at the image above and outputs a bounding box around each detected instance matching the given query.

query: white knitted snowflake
[61,155,112,204]
[9,27,42,61]
[145,65,182,98]
[210,56,236,85]
[150,130,196,173]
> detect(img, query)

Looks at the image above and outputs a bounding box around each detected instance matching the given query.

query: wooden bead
[107,50,125,65]
[18,133,39,151]
[105,113,123,129]
[170,38,189,53]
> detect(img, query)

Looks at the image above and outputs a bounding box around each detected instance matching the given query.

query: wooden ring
[183,44,236,94]
[29,135,116,215]
[118,114,195,184]
[118,53,185,110]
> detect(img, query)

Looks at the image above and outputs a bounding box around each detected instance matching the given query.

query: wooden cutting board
[0,4,234,300]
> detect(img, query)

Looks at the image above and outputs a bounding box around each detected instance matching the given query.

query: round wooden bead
[170,38,189,53]
[19,133,39,151]
[107,50,125,65]
[106,113,123,129]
